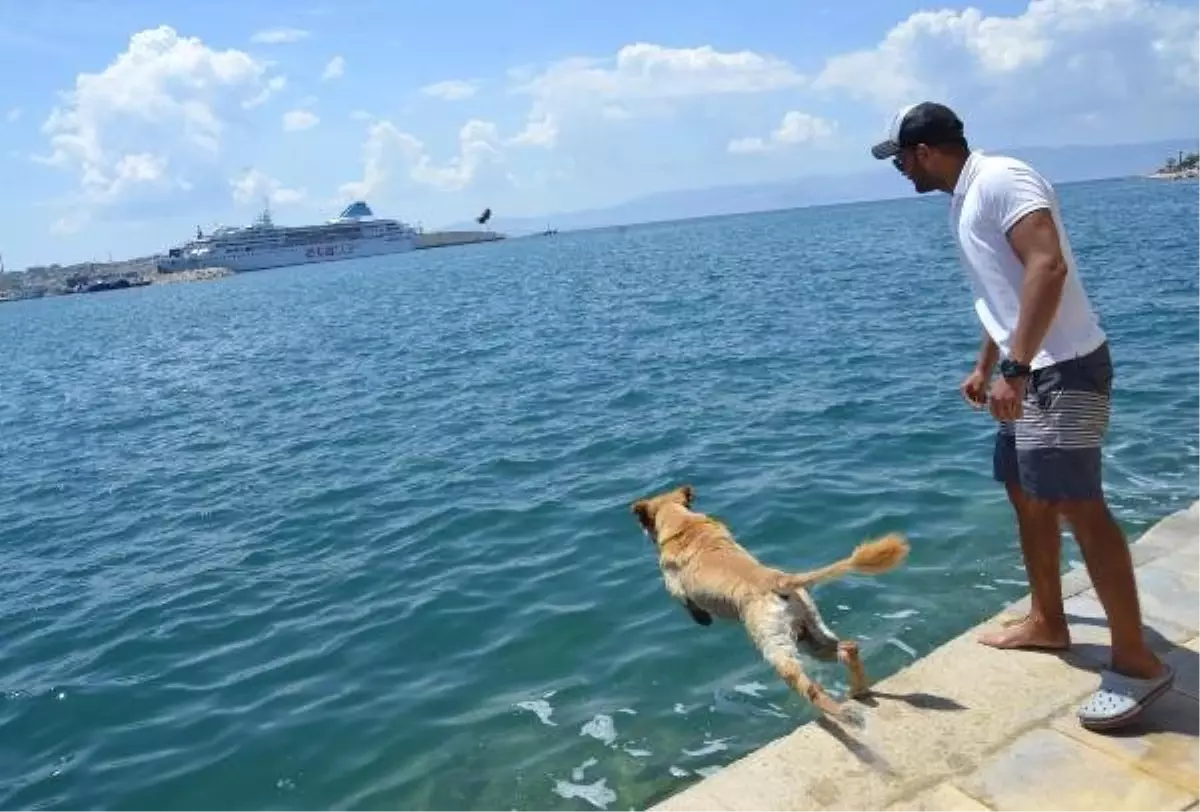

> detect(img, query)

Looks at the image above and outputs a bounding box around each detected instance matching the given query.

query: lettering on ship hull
[306,243,357,259]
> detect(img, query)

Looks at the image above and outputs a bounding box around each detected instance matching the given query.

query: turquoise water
[0,177,1196,810]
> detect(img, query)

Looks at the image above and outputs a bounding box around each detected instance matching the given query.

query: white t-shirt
[949,151,1106,370]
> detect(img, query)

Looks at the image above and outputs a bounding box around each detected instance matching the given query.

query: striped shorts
[993,342,1113,502]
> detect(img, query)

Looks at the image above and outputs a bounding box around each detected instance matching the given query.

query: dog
[630,484,909,725]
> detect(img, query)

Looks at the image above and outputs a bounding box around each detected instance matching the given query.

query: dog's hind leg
[765,649,846,719]
[784,588,841,662]
[838,641,870,698]
[787,592,871,699]
[746,601,852,722]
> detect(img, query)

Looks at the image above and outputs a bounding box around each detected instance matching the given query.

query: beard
[907,171,938,194]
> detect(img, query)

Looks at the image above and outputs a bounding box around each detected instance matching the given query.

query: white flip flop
[1076,664,1175,731]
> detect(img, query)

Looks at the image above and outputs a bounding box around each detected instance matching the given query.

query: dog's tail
[776,533,909,591]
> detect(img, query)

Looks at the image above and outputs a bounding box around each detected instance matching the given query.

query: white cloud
[321,55,345,81]
[420,79,478,100]
[814,0,1198,140]
[107,152,171,194]
[518,43,806,103]
[509,42,806,149]
[38,25,282,208]
[349,110,373,121]
[728,111,837,154]
[242,75,288,109]
[250,28,310,44]
[230,167,305,206]
[339,118,503,199]
[6,107,21,123]
[508,112,558,147]
[282,109,319,131]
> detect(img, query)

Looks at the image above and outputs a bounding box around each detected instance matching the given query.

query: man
[870,102,1173,731]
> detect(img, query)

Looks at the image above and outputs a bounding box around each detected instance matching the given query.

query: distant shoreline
[1147,149,1198,180]
[0,229,504,304]
[1146,169,1199,180]
[0,263,232,304]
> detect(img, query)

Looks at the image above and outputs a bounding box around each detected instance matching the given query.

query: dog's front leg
[662,563,687,601]
[662,565,712,626]
[684,598,713,626]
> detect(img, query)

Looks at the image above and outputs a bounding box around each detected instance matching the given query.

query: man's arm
[974,329,999,375]
[984,163,1069,367]
[1006,208,1069,366]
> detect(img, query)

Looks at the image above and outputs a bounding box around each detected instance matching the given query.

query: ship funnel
[338,201,374,220]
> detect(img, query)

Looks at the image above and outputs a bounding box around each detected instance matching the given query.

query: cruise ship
[158,201,419,273]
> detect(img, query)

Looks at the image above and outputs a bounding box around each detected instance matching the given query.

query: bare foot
[978,616,1070,650]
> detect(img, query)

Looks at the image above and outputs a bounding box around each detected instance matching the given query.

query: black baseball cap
[870,102,965,160]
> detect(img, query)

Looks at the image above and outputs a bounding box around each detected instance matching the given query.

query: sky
[0,0,1197,269]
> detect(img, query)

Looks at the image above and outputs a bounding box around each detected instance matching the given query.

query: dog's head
[630,484,694,544]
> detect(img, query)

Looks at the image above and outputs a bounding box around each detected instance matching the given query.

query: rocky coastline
[0,257,232,304]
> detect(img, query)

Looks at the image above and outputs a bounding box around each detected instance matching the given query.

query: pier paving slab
[1050,688,1199,795]
[884,783,990,811]
[649,502,1199,811]
[1061,592,1195,670]
[1170,637,1200,700]
[1106,563,1199,638]
[652,785,730,812]
[1131,502,1200,563]
[957,727,1196,811]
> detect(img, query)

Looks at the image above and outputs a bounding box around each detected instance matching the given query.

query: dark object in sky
[476,208,492,225]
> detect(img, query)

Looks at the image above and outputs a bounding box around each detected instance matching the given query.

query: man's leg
[1033,343,1164,677]
[1060,497,1164,679]
[977,422,1070,649]
[976,346,1171,728]
[1070,492,1172,730]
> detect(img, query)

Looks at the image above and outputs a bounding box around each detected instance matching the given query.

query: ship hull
[159,236,417,273]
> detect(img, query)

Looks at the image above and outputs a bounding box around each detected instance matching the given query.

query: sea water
[0,177,1196,810]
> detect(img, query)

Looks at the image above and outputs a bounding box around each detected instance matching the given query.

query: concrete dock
[415,230,504,249]
[652,501,1199,811]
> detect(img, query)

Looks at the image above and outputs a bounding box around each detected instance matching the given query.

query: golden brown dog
[631,484,909,725]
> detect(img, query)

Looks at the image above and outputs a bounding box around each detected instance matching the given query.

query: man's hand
[960,367,990,409]
[963,330,999,409]
[988,375,1027,422]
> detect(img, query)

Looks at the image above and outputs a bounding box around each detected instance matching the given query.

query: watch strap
[1000,359,1032,378]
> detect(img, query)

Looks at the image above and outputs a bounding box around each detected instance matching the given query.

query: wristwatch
[999,359,1032,379]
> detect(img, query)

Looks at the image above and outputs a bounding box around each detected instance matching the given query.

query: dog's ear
[631,499,652,529]
[679,484,694,507]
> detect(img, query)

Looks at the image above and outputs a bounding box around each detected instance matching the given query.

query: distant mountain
[452,137,1199,236]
